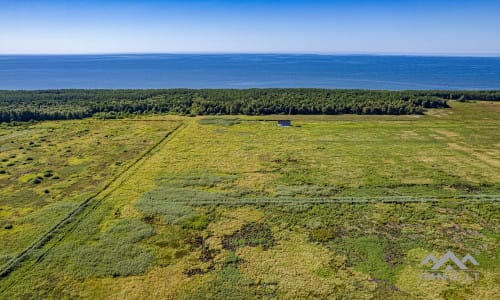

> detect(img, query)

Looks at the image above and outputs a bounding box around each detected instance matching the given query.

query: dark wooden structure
[277,120,291,127]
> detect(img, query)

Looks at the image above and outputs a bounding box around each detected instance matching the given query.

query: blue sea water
[0,54,499,90]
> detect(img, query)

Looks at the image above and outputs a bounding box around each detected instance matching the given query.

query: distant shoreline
[1,53,500,58]
[1,88,500,92]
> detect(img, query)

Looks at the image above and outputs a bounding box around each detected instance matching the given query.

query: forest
[0,89,499,122]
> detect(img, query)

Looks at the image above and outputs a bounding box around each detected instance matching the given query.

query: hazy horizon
[1,52,500,58]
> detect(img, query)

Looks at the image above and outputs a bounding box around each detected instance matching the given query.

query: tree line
[0,89,498,122]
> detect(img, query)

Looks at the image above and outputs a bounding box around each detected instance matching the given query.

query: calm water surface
[0,54,499,90]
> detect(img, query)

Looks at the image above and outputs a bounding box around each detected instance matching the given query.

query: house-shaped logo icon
[420,251,479,270]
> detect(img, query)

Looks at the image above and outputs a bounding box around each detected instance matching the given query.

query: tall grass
[68,219,154,278]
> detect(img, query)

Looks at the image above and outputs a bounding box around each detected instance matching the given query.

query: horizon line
[1,51,500,58]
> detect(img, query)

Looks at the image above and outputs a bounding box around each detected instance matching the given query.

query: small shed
[277,120,291,127]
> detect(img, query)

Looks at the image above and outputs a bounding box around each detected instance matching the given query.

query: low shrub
[43,170,54,178]
[309,227,337,243]
[29,176,43,184]
[222,222,274,251]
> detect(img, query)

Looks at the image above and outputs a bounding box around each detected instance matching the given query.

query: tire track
[0,122,186,283]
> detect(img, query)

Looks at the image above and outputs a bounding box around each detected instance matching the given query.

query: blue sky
[1,0,499,55]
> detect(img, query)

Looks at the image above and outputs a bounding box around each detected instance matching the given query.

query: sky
[1,0,499,55]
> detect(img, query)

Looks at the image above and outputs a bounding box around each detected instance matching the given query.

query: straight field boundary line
[153,195,500,206]
[0,122,186,282]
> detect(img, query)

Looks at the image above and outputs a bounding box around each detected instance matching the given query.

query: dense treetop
[0,89,498,122]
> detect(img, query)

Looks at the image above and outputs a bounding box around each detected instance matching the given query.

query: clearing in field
[0,101,499,299]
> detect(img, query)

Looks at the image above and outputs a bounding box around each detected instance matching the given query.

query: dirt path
[0,122,186,282]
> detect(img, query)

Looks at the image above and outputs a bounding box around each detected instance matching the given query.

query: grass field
[0,119,183,266]
[0,101,498,299]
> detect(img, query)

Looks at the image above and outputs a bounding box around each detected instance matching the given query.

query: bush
[222,222,274,251]
[29,176,43,184]
[309,227,336,243]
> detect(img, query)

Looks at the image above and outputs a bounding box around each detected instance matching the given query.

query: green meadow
[0,101,499,299]
[0,119,183,264]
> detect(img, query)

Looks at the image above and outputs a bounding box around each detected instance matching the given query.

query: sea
[0,54,499,90]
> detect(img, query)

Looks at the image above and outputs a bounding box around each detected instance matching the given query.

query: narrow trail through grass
[0,102,498,298]
[0,122,186,282]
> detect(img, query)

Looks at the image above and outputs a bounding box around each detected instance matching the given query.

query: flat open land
[0,101,499,299]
